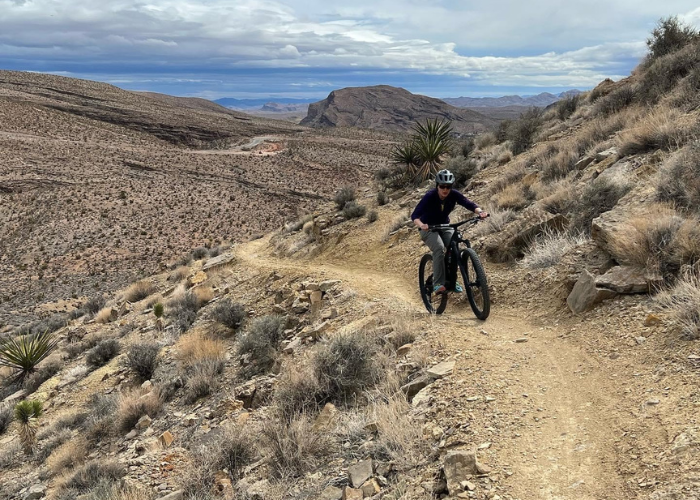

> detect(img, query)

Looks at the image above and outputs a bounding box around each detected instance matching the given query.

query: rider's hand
[419,222,429,231]
[478,211,489,219]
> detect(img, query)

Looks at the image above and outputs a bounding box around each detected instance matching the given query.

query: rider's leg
[421,229,453,289]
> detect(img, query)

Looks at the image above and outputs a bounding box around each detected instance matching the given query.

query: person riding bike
[411,169,488,294]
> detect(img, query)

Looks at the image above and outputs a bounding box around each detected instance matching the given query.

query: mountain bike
[418,217,490,319]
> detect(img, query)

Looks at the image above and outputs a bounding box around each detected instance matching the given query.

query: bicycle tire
[419,253,447,314]
[459,248,490,320]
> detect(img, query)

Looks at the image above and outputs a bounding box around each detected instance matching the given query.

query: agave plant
[412,118,453,183]
[14,399,43,454]
[390,141,419,180]
[0,330,60,382]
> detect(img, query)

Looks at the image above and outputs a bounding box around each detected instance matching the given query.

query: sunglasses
[438,184,452,190]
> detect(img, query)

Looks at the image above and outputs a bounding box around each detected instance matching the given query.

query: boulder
[156,491,183,500]
[567,269,618,314]
[318,486,343,500]
[312,403,339,431]
[443,450,486,495]
[202,253,235,271]
[24,484,46,500]
[159,431,174,448]
[342,487,363,500]
[595,266,663,294]
[348,459,373,488]
[400,376,433,402]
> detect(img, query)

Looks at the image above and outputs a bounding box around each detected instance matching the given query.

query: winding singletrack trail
[238,235,634,499]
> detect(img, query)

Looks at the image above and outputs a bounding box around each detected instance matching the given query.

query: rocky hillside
[301,85,497,134]
[442,90,582,108]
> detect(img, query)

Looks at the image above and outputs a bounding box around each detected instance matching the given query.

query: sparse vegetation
[444,155,478,188]
[656,143,700,212]
[238,315,286,377]
[656,269,700,339]
[125,342,160,381]
[23,355,61,394]
[520,230,591,269]
[0,330,59,382]
[617,107,691,156]
[367,210,378,223]
[116,388,162,433]
[376,191,388,206]
[63,460,125,493]
[262,414,332,478]
[557,94,581,120]
[508,107,544,155]
[124,280,156,302]
[569,174,632,233]
[85,338,120,369]
[342,201,367,219]
[334,186,356,210]
[645,16,698,65]
[211,298,246,331]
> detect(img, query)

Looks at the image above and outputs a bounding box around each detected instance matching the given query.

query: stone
[291,297,309,314]
[159,431,174,448]
[567,269,617,314]
[309,320,331,339]
[463,481,476,491]
[515,338,528,343]
[427,361,455,379]
[595,266,663,294]
[313,403,339,431]
[310,290,323,304]
[401,376,433,401]
[24,484,47,500]
[318,486,343,500]
[135,415,152,430]
[183,414,198,427]
[342,487,363,500]
[595,147,618,162]
[283,337,301,354]
[141,380,153,391]
[202,253,235,271]
[574,156,595,170]
[213,470,233,496]
[321,308,338,320]
[361,479,381,497]
[396,343,412,357]
[443,450,480,494]
[237,412,250,427]
[644,314,663,326]
[348,459,373,488]
[320,280,341,291]
[156,491,183,500]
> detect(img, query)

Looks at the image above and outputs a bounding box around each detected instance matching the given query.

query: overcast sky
[2,0,700,100]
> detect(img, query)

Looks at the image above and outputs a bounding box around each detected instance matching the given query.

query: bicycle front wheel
[459,248,490,320]
[419,253,447,314]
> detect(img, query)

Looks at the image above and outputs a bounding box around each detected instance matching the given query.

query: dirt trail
[238,236,632,499]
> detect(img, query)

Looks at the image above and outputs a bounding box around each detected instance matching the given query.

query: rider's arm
[411,192,432,230]
[454,190,488,217]
[413,218,429,231]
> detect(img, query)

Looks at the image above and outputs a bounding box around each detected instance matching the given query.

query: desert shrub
[46,437,88,476]
[208,246,222,258]
[656,269,700,339]
[85,339,120,369]
[334,186,356,210]
[645,16,698,65]
[520,230,590,269]
[211,299,245,331]
[376,191,388,206]
[617,107,691,157]
[84,296,106,317]
[475,132,497,149]
[0,330,59,382]
[124,280,156,302]
[177,331,226,368]
[656,143,700,213]
[125,343,160,381]
[444,155,478,188]
[557,94,581,120]
[84,393,118,443]
[168,266,189,282]
[168,289,210,334]
[0,403,12,435]
[539,147,580,183]
[374,167,392,181]
[16,314,67,337]
[569,174,632,234]
[573,111,634,155]
[342,202,367,219]
[285,214,314,233]
[152,302,164,319]
[508,108,544,155]
[64,460,125,492]
[23,356,62,394]
[238,315,286,377]
[35,427,72,462]
[184,359,223,404]
[116,389,162,433]
[367,210,378,223]
[594,86,636,116]
[191,247,208,260]
[313,330,384,404]
[491,182,534,211]
[471,207,517,237]
[369,396,427,468]
[262,415,332,478]
[487,160,528,196]
[273,370,326,422]
[182,426,257,496]
[495,120,511,143]
[640,41,700,105]
[459,137,476,157]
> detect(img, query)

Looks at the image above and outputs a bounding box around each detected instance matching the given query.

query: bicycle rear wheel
[419,253,447,314]
[459,248,490,320]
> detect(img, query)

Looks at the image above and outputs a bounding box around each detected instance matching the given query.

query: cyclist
[411,169,488,293]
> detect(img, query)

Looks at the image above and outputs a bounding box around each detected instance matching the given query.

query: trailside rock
[24,484,46,500]
[348,459,373,488]
[595,266,663,294]
[443,450,481,495]
[401,377,433,402]
[567,269,617,314]
[427,361,455,379]
[319,486,343,500]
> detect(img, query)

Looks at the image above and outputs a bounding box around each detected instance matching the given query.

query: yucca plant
[14,399,43,454]
[390,141,419,180]
[0,330,59,382]
[412,118,453,183]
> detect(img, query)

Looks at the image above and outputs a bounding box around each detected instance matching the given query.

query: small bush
[656,143,700,213]
[184,359,223,403]
[125,343,160,381]
[459,137,475,157]
[334,186,356,210]
[471,207,517,237]
[0,330,59,382]
[342,202,367,219]
[64,460,125,492]
[508,108,544,155]
[520,230,590,269]
[593,86,636,116]
[539,147,580,183]
[656,269,700,339]
[0,403,12,435]
[640,40,700,104]
[168,266,189,282]
[168,289,211,334]
[153,302,164,318]
[645,16,698,64]
[177,331,226,368]
[238,315,286,377]
[491,182,534,211]
[374,167,391,181]
[46,437,88,476]
[124,281,156,303]
[84,393,118,443]
[83,296,106,317]
[367,210,378,223]
[444,155,478,188]
[211,299,246,331]
[85,339,120,369]
[23,356,62,394]
[273,370,326,422]
[557,94,581,120]
[475,132,497,149]
[117,389,162,433]
[376,191,388,206]
[617,107,691,157]
[94,307,116,324]
[569,174,631,233]
[262,415,332,478]
[192,247,208,260]
[313,330,383,404]
[35,427,72,462]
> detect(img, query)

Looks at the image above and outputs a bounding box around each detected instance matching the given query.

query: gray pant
[420,228,454,287]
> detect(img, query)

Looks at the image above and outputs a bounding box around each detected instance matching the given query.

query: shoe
[433,284,446,294]
[454,283,464,293]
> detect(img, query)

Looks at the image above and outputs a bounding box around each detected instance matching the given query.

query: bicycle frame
[430,219,478,290]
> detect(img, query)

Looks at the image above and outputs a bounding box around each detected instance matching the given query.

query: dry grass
[656,269,700,339]
[535,178,577,215]
[123,280,156,303]
[47,437,88,476]
[262,414,332,478]
[475,132,497,149]
[539,144,580,182]
[655,142,700,212]
[617,106,693,157]
[176,330,226,367]
[116,388,163,433]
[486,160,528,196]
[94,306,115,324]
[572,109,638,156]
[490,182,533,211]
[273,366,326,422]
[168,266,190,282]
[520,230,591,269]
[569,173,632,234]
[369,395,428,470]
[470,207,517,237]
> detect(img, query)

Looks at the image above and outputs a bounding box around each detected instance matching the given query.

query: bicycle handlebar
[427,215,489,231]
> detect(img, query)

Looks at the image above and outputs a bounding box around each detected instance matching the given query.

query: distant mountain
[260,102,310,113]
[443,90,582,108]
[300,85,497,134]
[215,97,317,110]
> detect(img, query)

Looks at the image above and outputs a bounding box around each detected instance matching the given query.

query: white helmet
[435,169,455,186]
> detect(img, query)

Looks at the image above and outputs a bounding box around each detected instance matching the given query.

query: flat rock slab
[202,253,235,270]
[595,266,663,294]
[427,361,455,379]
[443,450,479,494]
[348,459,373,488]
[318,486,342,500]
